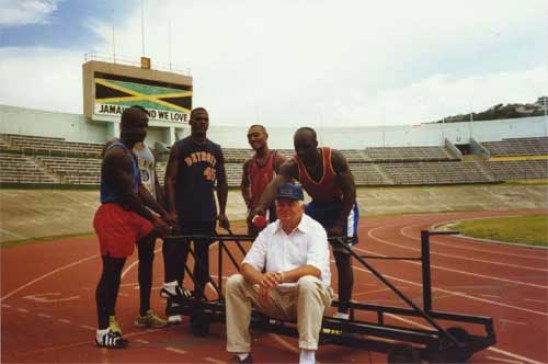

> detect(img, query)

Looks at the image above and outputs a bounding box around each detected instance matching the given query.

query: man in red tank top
[251,127,359,319]
[241,124,286,235]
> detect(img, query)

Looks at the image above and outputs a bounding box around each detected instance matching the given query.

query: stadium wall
[1,104,546,148]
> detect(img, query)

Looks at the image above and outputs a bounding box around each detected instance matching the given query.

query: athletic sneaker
[160,284,192,299]
[134,310,168,328]
[109,315,122,334]
[165,297,184,324]
[229,354,253,364]
[95,328,128,349]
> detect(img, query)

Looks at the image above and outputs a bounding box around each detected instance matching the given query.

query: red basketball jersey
[248,150,277,210]
[294,147,342,203]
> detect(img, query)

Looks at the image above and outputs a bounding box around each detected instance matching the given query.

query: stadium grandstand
[1,105,546,188]
[0,59,546,189]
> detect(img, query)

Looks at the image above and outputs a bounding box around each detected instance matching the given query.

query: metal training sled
[164,229,496,363]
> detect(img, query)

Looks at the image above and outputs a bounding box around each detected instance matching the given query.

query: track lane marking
[165,347,188,355]
[485,356,524,364]
[366,228,547,289]
[400,223,548,261]
[1,253,100,302]
[398,225,548,270]
[499,319,527,326]
[350,260,548,317]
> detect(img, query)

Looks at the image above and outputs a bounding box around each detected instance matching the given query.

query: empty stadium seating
[482,137,548,157]
[1,133,546,188]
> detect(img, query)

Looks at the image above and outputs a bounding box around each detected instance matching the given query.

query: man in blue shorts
[251,126,358,319]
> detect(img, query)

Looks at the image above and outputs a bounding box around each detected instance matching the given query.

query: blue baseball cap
[275,183,304,201]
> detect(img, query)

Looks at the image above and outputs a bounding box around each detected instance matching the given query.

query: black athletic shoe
[95,329,128,349]
[160,285,192,299]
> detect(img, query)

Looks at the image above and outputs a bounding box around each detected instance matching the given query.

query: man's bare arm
[164,145,180,220]
[254,160,298,214]
[240,159,252,208]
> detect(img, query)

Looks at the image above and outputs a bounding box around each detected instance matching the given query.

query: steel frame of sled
[163,230,496,363]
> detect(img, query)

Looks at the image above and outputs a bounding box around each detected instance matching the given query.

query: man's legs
[188,221,216,299]
[161,236,191,323]
[225,274,254,354]
[135,233,167,328]
[192,237,211,299]
[95,255,128,348]
[162,236,189,286]
[137,234,155,316]
[296,276,333,351]
[333,250,353,316]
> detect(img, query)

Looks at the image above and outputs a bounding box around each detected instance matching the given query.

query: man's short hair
[248,124,267,134]
[191,107,208,119]
[121,105,148,126]
[295,126,317,141]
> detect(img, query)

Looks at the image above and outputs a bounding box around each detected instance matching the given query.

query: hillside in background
[431,96,547,124]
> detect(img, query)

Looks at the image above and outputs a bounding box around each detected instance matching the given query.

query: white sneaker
[168,314,182,324]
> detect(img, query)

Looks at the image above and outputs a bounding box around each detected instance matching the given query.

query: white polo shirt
[242,214,331,287]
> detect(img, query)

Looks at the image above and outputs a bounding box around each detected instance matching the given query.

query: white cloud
[1,0,546,128]
[0,47,82,113]
[0,0,60,27]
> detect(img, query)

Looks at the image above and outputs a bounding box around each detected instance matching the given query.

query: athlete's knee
[226,274,245,295]
[297,276,321,295]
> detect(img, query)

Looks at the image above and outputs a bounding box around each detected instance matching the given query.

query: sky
[0,0,546,128]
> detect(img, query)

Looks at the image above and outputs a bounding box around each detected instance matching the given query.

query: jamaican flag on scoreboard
[94,72,192,122]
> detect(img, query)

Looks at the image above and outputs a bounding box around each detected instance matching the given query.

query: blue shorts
[305,201,359,253]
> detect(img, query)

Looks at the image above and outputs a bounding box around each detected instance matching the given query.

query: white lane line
[121,247,163,279]
[80,325,96,331]
[17,308,29,313]
[488,347,545,364]
[400,223,547,261]
[121,259,140,279]
[165,347,188,355]
[37,313,52,318]
[365,229,547,289]
[499,319,527,326]
[485,356,524,364]
[57,319,71,324]
[134,339,149,344]
[204,357,227,364]
[351,263,548,317]
[395,226,547,273]
[523,298,546,304]
[2,304,12,308]
[1,253,100,302]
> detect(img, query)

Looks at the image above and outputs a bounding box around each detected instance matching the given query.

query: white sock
[238,353,250,361]
[163,281,178,294]
[299,349,315,364]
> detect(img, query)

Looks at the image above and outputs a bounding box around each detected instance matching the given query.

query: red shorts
[93,203,154,258]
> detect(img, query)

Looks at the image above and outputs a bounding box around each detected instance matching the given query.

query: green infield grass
[453,214,547,247]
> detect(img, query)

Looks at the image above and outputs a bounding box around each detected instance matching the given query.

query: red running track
[1,208,546,363]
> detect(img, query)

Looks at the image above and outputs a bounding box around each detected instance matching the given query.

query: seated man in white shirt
[225,183,333,364]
